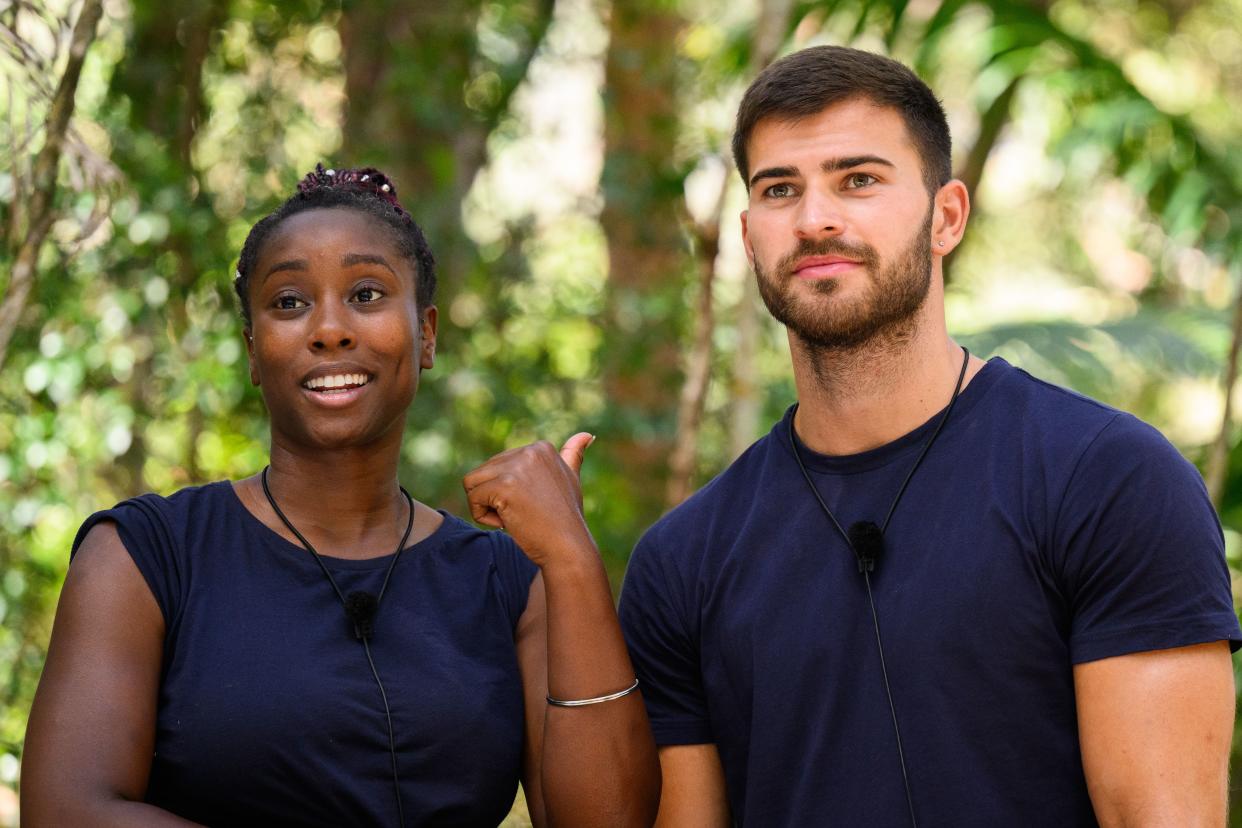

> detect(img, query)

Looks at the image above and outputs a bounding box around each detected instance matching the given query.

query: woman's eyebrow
[341,253,397,275]
[263,259,308,281]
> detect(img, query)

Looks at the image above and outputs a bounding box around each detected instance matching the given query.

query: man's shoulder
[988,359,1118,423]
[985,358,1199,488]
[637,420,787,556]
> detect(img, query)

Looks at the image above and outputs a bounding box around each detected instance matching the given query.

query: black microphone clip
[847,521,884,574]
[344,590,379,640]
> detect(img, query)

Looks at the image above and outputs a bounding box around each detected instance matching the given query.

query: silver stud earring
[938,240,946,247]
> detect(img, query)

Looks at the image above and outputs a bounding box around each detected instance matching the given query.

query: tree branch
[943,72,1023,283]
[0,0,104,371]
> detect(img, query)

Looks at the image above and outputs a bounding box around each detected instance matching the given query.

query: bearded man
[618,45,1239,827]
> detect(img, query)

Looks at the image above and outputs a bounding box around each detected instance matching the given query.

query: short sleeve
[1053,414,1241,664]
[487,530,539,631]
[618,528,713,745]
[71,494,183,626]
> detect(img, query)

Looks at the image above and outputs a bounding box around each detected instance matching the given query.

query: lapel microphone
[847,521,884,573]
[345,590,379,640]
[787,347,971,828]
[260,469,413,826]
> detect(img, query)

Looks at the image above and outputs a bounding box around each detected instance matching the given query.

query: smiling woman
[20,166,659,827]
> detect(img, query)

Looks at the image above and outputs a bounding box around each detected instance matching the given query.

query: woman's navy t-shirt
[72,481,538,827]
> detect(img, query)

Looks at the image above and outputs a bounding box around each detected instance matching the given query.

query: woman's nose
[310,305,354,351]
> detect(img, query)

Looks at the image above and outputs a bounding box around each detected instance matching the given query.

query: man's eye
[274,295,306,310]
[763,183,796,199]
[354,286,385,303]
[844,173,876,189]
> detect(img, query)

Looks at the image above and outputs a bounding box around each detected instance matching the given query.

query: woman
[22,166,659,826]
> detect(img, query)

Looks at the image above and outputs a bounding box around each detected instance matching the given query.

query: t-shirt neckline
[779,356,1010,475]
[218,480,459,571]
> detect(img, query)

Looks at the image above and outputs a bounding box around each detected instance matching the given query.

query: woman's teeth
[303,373,370,392]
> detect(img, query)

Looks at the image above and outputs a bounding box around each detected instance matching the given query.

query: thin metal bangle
[547,678,640,708]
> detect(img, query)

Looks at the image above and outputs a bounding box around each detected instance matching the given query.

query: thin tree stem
[1206,267,1242,506]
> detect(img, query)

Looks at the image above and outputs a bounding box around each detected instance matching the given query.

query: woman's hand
[463,432,597,569]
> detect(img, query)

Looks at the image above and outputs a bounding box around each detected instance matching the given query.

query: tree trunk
[729,0,795,458]
[598,1,686,525]
[339,0,553,290]
[0,0,104,371]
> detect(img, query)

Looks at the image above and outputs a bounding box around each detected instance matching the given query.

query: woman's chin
[275,422,401,455]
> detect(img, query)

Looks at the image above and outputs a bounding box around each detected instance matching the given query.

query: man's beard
[754,211,934,352]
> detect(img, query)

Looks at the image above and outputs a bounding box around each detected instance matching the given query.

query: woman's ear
[244,328,260,386]
[419,306,437,370]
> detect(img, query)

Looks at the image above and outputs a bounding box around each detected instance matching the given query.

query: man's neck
[790,313,977,457]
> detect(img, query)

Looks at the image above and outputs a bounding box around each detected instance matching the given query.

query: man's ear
[419,306,437,370]
[244,328,260,386]
[741,209,755,269]
[931,179,970,258]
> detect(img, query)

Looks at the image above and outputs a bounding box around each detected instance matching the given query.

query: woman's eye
[844,173,876,189]
[354,286,385,303]
[274,295,306,310]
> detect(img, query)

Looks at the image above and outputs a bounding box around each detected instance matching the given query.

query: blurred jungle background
[2,0,1242,822]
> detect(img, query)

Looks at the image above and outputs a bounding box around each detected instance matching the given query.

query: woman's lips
[299,381,371,408]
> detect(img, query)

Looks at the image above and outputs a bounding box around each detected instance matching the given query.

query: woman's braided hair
[234,164,436,326]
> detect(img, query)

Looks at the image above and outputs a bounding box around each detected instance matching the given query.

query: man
[618,45,1240,827]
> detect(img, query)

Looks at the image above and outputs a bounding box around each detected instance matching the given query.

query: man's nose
[794,187,847,240]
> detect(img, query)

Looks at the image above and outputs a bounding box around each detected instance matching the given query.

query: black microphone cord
[262,468,414,827]
[788,346,970,828]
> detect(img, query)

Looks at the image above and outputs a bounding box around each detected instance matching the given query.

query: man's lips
[793,256,862,279]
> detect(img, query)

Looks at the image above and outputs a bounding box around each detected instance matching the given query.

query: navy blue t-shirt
[619,358,1241,826]
[72,481,538,827]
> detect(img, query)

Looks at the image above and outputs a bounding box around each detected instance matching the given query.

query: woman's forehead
[247,208,417,300]
[263,207,402,256]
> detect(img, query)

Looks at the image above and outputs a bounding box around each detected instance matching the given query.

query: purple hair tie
[297,163,408,217]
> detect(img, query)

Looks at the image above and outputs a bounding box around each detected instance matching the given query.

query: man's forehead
[747,99,915,166]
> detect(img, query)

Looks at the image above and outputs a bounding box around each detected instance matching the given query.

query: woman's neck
[255,440,415,559]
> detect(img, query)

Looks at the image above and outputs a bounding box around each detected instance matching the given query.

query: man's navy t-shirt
[619,358,1240,826]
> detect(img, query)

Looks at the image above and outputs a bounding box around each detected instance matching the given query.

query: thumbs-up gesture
[463,433,598,569]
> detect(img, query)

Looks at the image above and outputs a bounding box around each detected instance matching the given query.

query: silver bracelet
[546,678,640,708]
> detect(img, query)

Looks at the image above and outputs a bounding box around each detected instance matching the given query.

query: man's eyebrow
[747,155,895,189]
[821,154,895,173]
[341,253,397,275]
[748,165,799,189]
[263,259,308,281]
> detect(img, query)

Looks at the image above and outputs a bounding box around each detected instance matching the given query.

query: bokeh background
[2,0,1242,823]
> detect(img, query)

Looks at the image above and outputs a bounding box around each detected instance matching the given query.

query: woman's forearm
[21,795,205,827]
[539,550,661,828]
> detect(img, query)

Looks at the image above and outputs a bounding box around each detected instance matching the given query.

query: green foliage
[3,0,1242,821]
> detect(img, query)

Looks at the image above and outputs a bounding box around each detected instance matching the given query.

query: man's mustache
[773,238,879,276]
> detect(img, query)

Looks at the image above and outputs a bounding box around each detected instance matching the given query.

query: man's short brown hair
[732,46,952,195]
